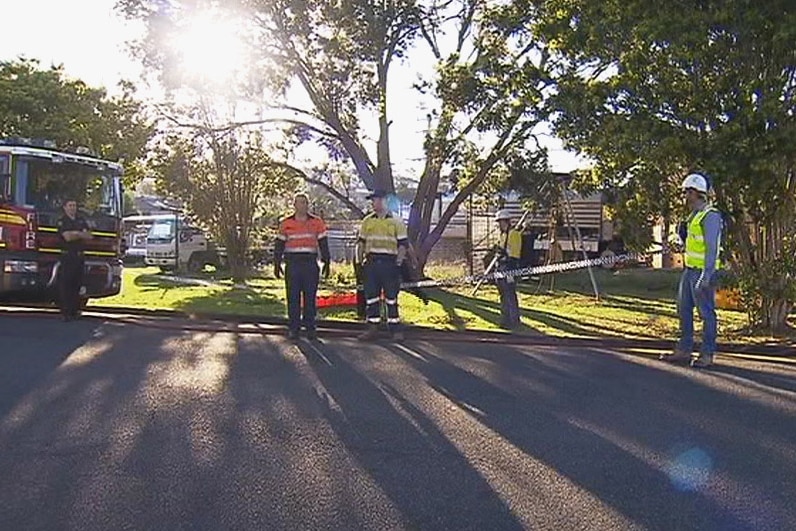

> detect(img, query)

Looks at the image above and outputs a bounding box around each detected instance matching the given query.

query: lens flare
[170,10,247,83]
[666,447,714,492]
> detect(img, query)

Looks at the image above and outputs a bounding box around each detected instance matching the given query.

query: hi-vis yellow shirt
[358,212,408,255]
[501,229,523,259]
[685,206,722,270]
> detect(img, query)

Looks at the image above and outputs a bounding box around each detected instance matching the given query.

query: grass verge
[95,263,793,344]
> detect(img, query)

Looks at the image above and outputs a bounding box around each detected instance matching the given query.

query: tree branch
[283,37,378,188]
[457,0,478,51]
[272,162,364,218]
[422,115,533,255]
[159,112,341,140]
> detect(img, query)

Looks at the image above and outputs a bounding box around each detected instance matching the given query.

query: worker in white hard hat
[492,209,523,330]
[660,173,724,368]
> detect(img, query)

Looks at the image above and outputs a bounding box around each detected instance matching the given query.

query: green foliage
[0,58,154,185]
[733,233,796,333]
[530,0,796,330]
[149,130,298,280]
[122,188,138,216]
[100,265,766,341]
[117,0,555,270]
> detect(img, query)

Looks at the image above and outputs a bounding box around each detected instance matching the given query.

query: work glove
[274,261,283,279]
[321,261,331,279]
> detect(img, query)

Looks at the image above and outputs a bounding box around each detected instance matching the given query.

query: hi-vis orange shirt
[277,214,328,255]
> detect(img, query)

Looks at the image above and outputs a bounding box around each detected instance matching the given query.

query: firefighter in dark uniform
[274,193,331,340]
[356,189,408,341]
[56,199,92,321]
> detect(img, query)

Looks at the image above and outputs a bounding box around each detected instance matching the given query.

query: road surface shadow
[0,314,99,420]
[383,341,795,531]
[707,363,796,394]
[294,339,525,530]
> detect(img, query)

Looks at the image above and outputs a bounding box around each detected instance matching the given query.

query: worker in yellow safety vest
[356,189,408,341]
[493,209,523,330]
[660,173,723,368]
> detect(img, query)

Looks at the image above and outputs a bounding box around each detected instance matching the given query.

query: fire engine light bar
[3,260,38,273]
[0,137,57,149]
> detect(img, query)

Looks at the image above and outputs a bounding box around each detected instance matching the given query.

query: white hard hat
[681,173,709,193]
[495,209,513,221]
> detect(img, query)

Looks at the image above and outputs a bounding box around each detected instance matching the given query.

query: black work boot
[659,348,691,363]
[690,353,714,368]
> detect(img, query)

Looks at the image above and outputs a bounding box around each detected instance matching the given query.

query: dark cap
[367,189,389,199]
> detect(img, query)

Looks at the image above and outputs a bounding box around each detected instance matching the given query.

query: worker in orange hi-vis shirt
[274,193,331,340]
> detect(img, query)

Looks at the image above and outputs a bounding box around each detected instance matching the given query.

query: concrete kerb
[2,303,794,361]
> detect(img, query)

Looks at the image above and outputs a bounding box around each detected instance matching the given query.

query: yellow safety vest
[359,212,408,255]
[685,207,722,270]
[500,229,523,260]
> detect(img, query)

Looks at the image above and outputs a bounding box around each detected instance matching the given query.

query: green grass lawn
[95,263,790,343]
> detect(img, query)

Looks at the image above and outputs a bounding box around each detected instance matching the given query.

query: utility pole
[173,211,180,274]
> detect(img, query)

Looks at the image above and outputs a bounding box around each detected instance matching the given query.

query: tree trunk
[414,240,432,274]
[223,228,249,283]
[759,297,793,335]
[227,248,248,283]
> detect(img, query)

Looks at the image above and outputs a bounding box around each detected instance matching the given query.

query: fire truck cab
[0,137,124,302]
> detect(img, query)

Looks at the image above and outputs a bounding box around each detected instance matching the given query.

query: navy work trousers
[496,259,520,329]
[285,256,320,333]
[363,256,401,327]
[58,254,85,317]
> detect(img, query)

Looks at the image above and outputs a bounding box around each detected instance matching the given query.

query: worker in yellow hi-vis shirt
[356,189,408,341]
[493,209,522,330]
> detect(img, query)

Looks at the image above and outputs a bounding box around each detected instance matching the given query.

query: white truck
[143,215,224,273]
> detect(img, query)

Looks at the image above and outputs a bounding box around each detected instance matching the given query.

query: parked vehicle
[143,215,225,273]
[121,214,156,263]
[0,137,124,301]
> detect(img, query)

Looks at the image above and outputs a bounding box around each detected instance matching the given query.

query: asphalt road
[0,313,795,530]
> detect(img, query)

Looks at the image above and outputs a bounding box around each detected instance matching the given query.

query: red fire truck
[0,138,124,303]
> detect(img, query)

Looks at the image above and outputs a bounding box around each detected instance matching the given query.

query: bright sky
[0,0,585,176]
[0,0,143,91]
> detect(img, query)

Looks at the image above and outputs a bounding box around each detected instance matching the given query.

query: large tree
[150,127,298,281]
[526,0,796,333]
[117,0,554,271]
[0,58,154,184]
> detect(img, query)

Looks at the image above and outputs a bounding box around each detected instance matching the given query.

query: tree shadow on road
[704,363,796,394]
[0,314,99,420]
[383,341,795,531]
[0,326,335,530]
[293,339,525,530]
